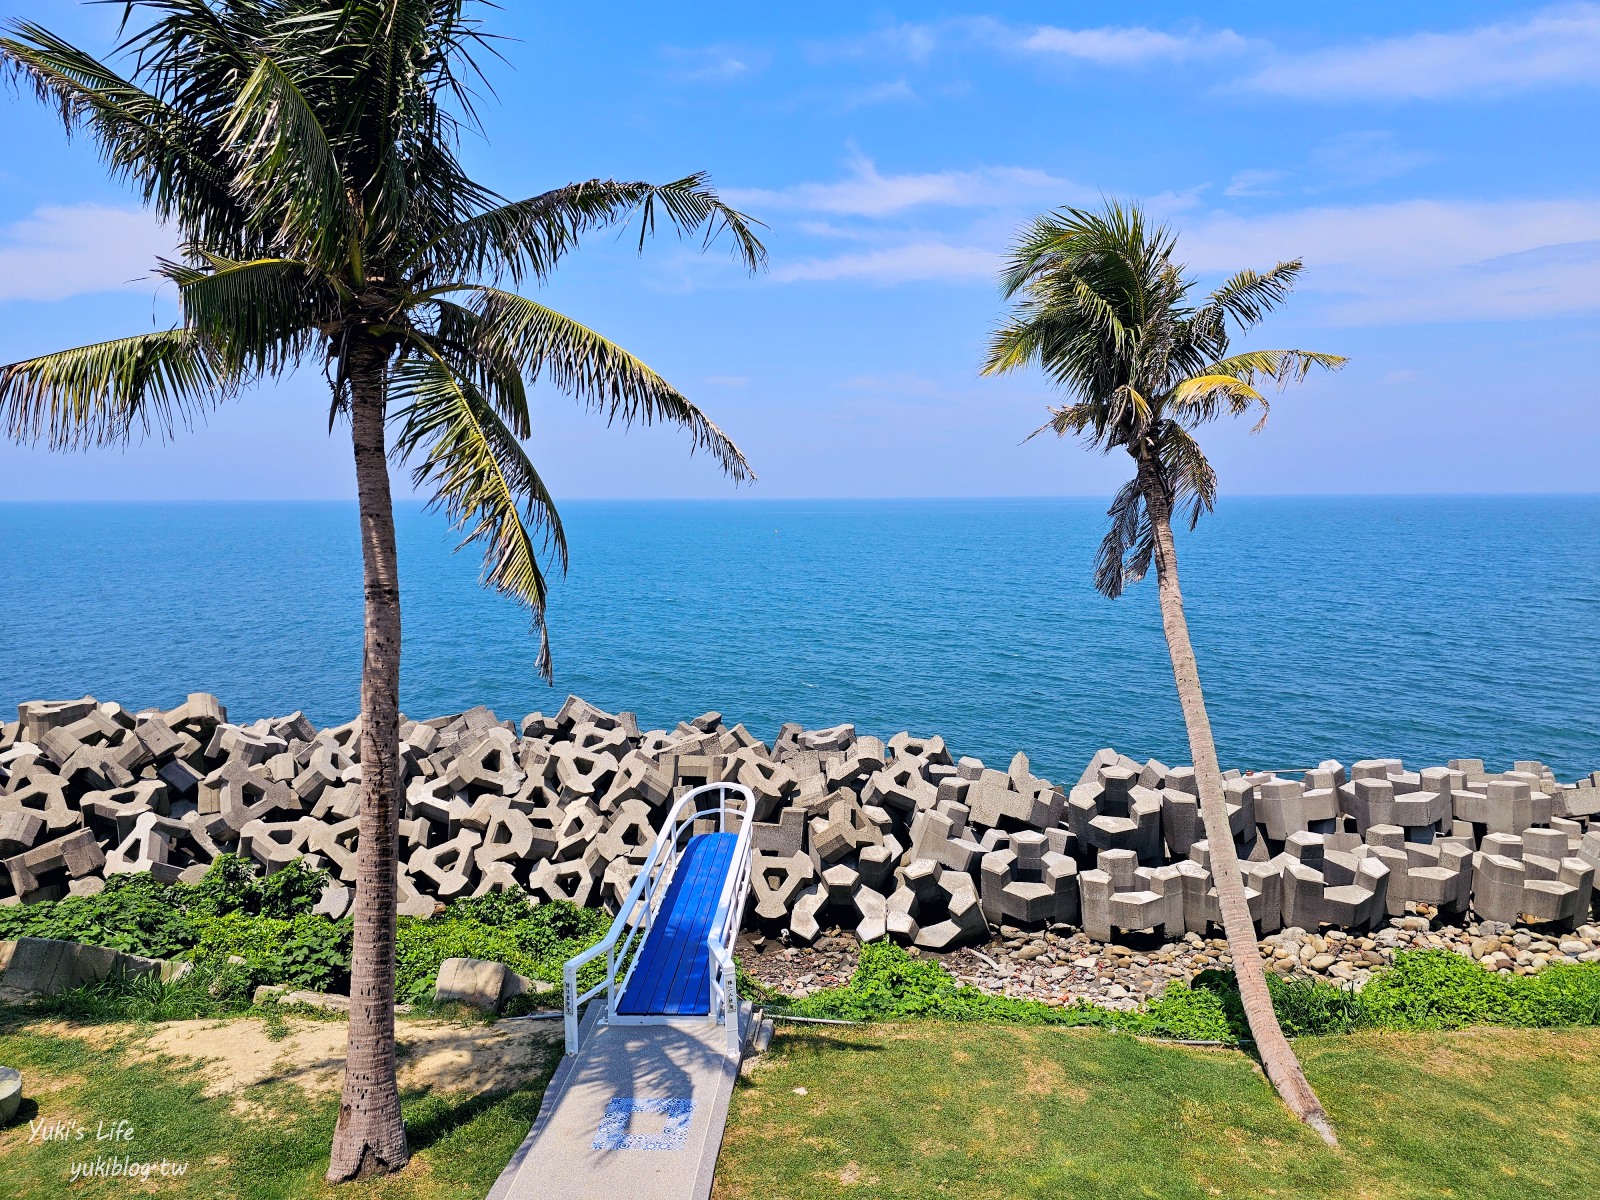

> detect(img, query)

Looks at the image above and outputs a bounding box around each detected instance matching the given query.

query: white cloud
[837,79,918,111]
[1019,24,1249,64]
[770,242,996,284]
[815,18,1250,68]
[660,44,768,84]
[726,150,1084,217]
[1241,4,1600,99]
[1304,131,1430,190]
[1226,132,1428,200]
[1179,198,1600,322]
[0,204,174,303]
[806,21,944,64]
[1225,169,1286,198]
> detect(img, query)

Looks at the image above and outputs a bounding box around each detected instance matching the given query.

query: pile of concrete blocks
[1472,830,1595,929]
[1068,755,1162,864]
[1363,826,1474,919]
[4,695,1598,951]
[1078,849,1183,943]
[1256,772,1342,847]
[1339,761,1455,841]
[979,830,1080,929]
[1277,833,1391,932]
[1173,841,1283,936]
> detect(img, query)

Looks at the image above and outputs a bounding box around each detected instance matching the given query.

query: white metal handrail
[707,797,757,1054]
[562,782,754,1054]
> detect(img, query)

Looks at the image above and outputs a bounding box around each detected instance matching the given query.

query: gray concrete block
[4,828,106,904]
[1067,765,1163,863]
[750,851,816,922]
[980,831,1079,927]
[1078,849,1184,943]
[17,699,98,745]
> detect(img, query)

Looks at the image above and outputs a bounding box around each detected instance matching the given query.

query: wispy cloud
[0,204,173,303]
[1241,4,1600,99]
[811,17,1250,68]
[1304,131,1431,189]
[1181,197,1600,322]
[660,44,769,84]
[810,8,1600,102]
[725,150,1085,217]
[805,20,944,64]
[1225,169,1287,198]
[1226,131,1429,199]
[837,78,918,111]
[770,242,996,284]
[1018,23,1249,64]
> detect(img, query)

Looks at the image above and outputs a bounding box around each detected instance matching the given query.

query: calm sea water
[2,497,1597,781]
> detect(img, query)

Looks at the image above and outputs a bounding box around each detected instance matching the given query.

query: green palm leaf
[389,342,566,679]
[1206,349,1348,387]
[221,53,352,266]
[409,173,767,285]
[441,286,753,482]
[164,254,331,374]
[0,22,247,252]
[0,330,231,450]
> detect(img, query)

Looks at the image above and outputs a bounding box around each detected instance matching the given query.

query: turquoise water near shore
[2,497,1597,781]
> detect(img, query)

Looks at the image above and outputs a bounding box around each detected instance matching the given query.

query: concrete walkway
[487,1005,751,1200]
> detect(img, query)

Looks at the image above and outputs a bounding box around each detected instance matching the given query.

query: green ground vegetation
[783,940,1600,1040]
[0,1021,558,1200]
[716,1021,1600,1200]
[0,860,607,1015]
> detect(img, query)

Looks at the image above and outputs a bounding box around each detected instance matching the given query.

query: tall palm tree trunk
[328,334,411,1181]
[1137,456,1337,1147]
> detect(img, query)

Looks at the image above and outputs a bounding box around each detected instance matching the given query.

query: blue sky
[2,1,1598,500]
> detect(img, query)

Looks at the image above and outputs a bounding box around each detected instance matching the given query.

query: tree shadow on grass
[400,1039,560,1155]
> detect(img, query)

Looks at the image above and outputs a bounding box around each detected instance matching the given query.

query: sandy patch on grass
[126,1016,559,1104]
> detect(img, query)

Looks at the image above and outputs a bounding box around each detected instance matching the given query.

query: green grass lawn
[0,1017,559,1199]
[4,1012,1596,1199]
[716,1022,1600,1200]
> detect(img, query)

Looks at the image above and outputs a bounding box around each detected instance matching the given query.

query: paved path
[487,1006,746,1200]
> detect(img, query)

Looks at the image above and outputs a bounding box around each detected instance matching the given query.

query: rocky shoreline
[2,693,1597,984]
[740,913,1600,1010]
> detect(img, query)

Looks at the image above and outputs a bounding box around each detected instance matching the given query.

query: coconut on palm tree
[0,0,764,1180]
[982,201,1345,1144]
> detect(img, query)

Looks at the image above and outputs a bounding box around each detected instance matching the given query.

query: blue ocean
[2,497,1597,782]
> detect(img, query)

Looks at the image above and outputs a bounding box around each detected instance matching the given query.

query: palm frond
[1168,371,1268,429]
[425,298,532,438]
[409,173,766,284]
[1024,400,1099,443]
[1156,421,1219,528]
[1206,349,1348,389]
[1196,260,1304,342]
[1094,479,1154,599]
[438,286,753,481]
[221,53,351,266]
[388,342,567,680]
[0,21,247,252]
[163,254,329,375]
[981,310,1050,377]
[0,330,230,449]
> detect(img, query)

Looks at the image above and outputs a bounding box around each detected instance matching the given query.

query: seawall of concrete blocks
[3,695,1598,950]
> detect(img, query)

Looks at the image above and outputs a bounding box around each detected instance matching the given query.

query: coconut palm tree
[982,201,1344,1144]
[0,1,763,1180]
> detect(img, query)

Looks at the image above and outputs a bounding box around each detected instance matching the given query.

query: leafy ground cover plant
[0,860,608,1005]
[788,941,1600,1043]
